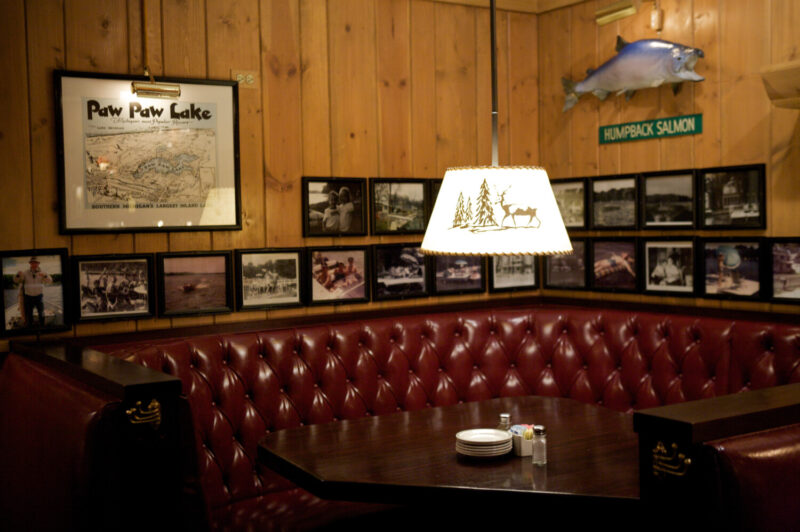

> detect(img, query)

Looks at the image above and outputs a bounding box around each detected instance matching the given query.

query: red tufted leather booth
[86,305,800,531]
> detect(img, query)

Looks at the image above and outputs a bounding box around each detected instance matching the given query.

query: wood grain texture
[508,12,538,166]
[538,8,570,177]
[568,0,598,175]
[410,0,437,177]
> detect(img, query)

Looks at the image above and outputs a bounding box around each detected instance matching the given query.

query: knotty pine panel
[568,0,598,176]
[410,0,437,178]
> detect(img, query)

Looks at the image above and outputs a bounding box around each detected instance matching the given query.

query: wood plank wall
[538,0,800,314]
[0,0,797,351]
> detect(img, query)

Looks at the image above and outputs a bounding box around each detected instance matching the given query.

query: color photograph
[303,178,366,236]
[592,177,637,228]
[772,241,800,301]
[545,241,586,289]
[373,245,427,300]
[704,241,761,297]
[644,241,694,293]
[643,173,694,227]
[490,255,537,291]
[552,180,585,228]
[701,165,764,228]
[238,250,302,309]
[371,180,427,234]
[310,248,368,303]
[434,255,484,294]
[75,256,152,320]
[160,253,232,315]
[592,240,637,291]
[2,251,66,334]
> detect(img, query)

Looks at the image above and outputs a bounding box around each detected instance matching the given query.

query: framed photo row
[549,163,765,231]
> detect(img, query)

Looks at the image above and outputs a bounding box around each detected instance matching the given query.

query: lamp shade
[421,166,572,256]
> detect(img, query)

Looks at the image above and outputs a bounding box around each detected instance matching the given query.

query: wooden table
[258,396,640,516]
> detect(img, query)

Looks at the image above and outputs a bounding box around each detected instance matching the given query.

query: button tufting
[546,363,552,368]
[583,364,588,370]
[510,363,515,368]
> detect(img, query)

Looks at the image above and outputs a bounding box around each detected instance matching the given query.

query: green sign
[599,114,702,144]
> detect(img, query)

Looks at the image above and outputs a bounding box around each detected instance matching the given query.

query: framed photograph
[1,249,69,336]
[308,247,369,304]
[370,179,428,234]
[372,244,429,301]
[302,177,367,236]
[157,251,233,317]
[544,240,587,290]
[590,175,638,229]
[433,255,486,295]
[591,239,638,292]
[551,178,587,230]
[54,70,240,233]
[698,164,766,229]
[426,179,443,223]
[641,171,695,229]
[642,240,695,295]
[489,256,538,292]
[770,239,800,303]
[72,254,155,322]
[702,239,763,299]
[235,248,304,310]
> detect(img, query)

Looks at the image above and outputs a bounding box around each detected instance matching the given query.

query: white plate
[455,428,512,446]
[456,441,512,457]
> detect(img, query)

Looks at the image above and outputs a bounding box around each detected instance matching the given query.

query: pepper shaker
[532,425,547,465]
[497,413,511,431]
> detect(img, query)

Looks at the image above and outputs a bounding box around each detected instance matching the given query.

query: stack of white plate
[455,428,512,457]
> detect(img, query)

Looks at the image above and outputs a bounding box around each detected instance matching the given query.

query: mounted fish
[562,36,704,111]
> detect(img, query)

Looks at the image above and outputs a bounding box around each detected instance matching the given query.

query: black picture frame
[235,248,305,311]
[157,251,233,317]
[432,255,486,295]
[489,256,538,293]
[551,178,588,231]
[71,253,155,322]
[641,239,696,296]
[544,239,588,290]
[698,164,766,229]
[54,70,241,234]
[307,246,370,305]
[640,170,695,229]
[590,175,638,230]
[1,248,70,337]
[590,238,639,293]
[426,179,443,224]
[700,238,765,300]
[369,178,428,235]
[371,244,429,301]
[769,238,800,304]
[302,177,367,236]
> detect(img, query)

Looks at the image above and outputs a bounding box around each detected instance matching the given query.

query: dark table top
[258,396,640,511]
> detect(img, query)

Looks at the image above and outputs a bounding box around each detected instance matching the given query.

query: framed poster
[308,247,370,304]
[489,256,538,293]
[590,175,638,230]
[641,171,695,229]
[71,254,155,322]
[369,179,428,235]
[551,178,587,230]
[433,255,486,295]
[157,251,233,317]
[591,239,639,292]
[698,164,766,229]
[54,70,240,233]
[302,177,367,236]
[544,239,587,290]
[1,249,69,337]
[372,244,429,301]
[701,239,764,300]
[235,248,304,310]
[642,239,695,296]
[770,239,800,303]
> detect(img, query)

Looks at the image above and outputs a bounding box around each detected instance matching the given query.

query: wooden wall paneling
[657,0,695,171]
[596,18,621,175]
[300,0,332,177]
[376,0,413,177]
[410,0,437,178]
[25,0,68,250]
[475,8,509,165]
[692,0,721,168]
[567,0,597,175]
[508,12,539,166]
[434,2,478,174]
[537,8,570,178]
[768,0,800,237]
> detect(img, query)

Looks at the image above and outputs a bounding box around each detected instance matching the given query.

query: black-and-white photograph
[700,165,765,228]
[302,177,367,236]
[545,240,586,289]
[592,240,637,291]
[704,241,761,298]
[372,245,428,300]
[433,255,485,295]
[371,179,427,234]
[592,176,637,228]
[552,179,586,229]
[2,249,68,336]
[158,252,234,316]
[644,241,694,294]
[74,255,154,321]
[642,172,694,228]
[309,247,369,304]
[772,241,800,302]
[489,256,537,292]
[236,249,303,310]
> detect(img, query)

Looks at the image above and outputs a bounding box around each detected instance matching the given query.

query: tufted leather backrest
[91,306,800,511]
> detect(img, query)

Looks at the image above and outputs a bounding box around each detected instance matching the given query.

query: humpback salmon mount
[562,36,704,111]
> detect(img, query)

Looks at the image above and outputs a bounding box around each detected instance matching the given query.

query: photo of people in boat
[77,257,151,319]
[310,249,367,303]
[434,255,484,294]
[644,242,693,293]
[373,245,427,300]
[2,252,65,333]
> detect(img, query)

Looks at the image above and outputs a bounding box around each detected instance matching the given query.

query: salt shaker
[532,425,547,465]
[496,413,511,431]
